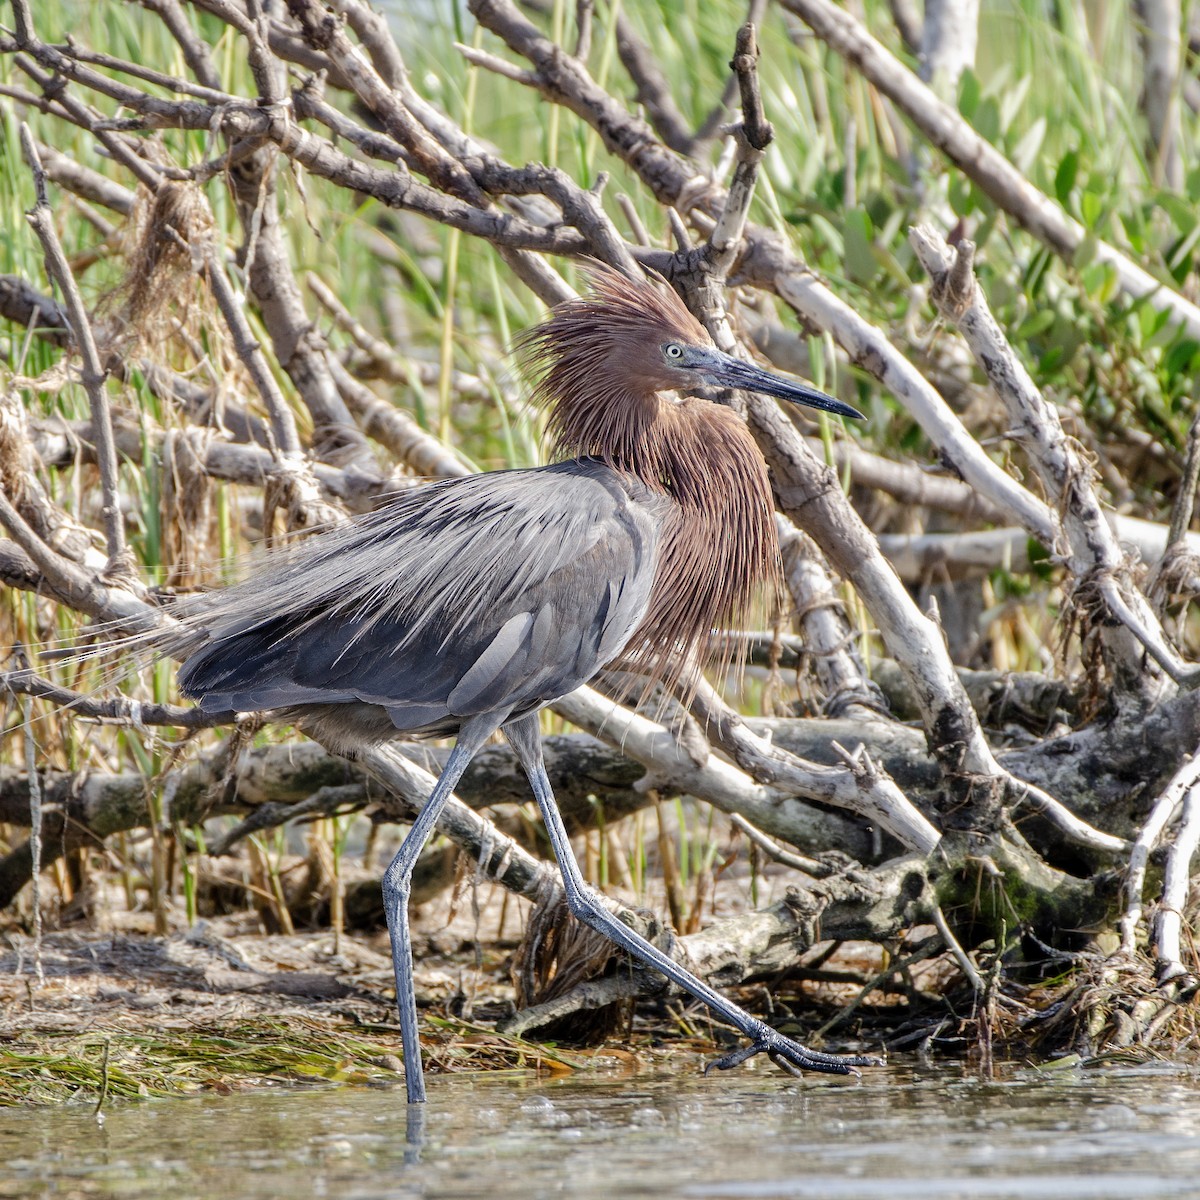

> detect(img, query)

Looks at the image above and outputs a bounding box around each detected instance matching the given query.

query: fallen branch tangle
[1,0,1197,1064]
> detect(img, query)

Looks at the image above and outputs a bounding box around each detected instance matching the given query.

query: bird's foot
[705,1029,883,1079]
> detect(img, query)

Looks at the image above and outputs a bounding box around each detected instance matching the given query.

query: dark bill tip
[709,357,865,421]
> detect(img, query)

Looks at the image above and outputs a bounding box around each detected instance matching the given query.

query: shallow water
[3,1061,1200,1199]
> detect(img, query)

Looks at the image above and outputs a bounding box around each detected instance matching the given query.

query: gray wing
[177,459,667,736]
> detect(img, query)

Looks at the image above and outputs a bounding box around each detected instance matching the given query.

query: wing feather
[179,459,667,735]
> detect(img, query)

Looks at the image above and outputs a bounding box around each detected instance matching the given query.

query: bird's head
[649,338,864,420]
[516,262,864,426]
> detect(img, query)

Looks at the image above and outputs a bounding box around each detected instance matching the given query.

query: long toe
[706,1032,883,1078]
[704,1042,762,1074]
[768,1032,884,1076]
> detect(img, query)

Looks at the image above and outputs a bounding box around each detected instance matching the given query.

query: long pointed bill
[706,355,865,420]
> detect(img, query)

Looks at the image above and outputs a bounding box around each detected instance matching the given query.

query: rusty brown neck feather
[629,397,777,692]
[547,385,776,692]
[516,271,780,694]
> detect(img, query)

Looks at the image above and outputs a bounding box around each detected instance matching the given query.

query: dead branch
[1133,0,1184,189]
[1121,752,1200,955]
[554,684,940,854]
[1154,783,1200,983]
[776,515,884,717]
[781,0,1200,341]
[20,125,130,574]
[910,224,1188,693]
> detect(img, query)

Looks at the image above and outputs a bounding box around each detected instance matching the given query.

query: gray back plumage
[177,268,790,745]
[176,459,670,745]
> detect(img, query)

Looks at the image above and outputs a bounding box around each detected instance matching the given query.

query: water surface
[3,1061,1199,1199]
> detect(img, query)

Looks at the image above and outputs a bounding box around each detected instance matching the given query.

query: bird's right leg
[380,715,499,1104]
[503,713,881,1080]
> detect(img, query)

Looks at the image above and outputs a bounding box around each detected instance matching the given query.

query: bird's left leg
[502,713,881,1079]
[380,713,501,1104]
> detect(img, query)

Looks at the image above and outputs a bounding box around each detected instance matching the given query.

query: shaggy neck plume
[516,272,779,691]
[630,397,777,690]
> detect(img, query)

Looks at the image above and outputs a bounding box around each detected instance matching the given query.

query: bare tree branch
[910,224,1188,693]
[1134,0,1184,189]
[781,0,1200,340]
[20,125,130,575]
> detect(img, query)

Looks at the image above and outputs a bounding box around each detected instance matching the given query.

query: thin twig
[1008,776,1128,854]
[20,124,129,574]
[44,39,240,103]
[21,690,45,986]
[309,272,501,403]
[92,1037,111,1120]
[615,193,651,248]
[1168,410,1200,552]
[730,20,772,151]
[327,356,474,480]
[707,23,771,278]
[612,9,695,154]
[455,42,537,85]
[1,669,233,729]
[814,935,943,1037]
[932,901,983,991]
[208,785,365,855]
[1155,782,1200,982]
[1096,572,1197,687]
[728,812,829,876]
[691,0,771,149]
[1121,752,1200,954]
[163,224,302,458]
[573,0,594,61]
[139,0,224,90]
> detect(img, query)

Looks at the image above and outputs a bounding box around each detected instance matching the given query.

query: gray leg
[382,716,498,1104]
[503,713,881,1079]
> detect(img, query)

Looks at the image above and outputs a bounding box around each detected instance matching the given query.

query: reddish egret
[175,265,875,1102]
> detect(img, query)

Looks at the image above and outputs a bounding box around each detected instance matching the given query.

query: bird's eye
[664,343,685,361]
